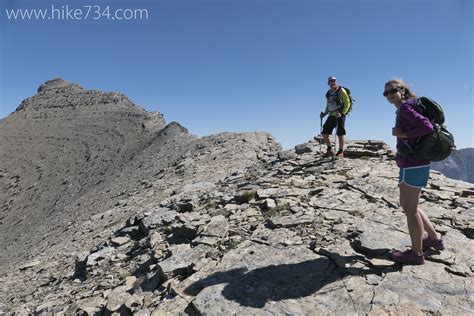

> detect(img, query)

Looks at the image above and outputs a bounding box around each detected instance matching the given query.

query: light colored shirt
[324,87,351,116]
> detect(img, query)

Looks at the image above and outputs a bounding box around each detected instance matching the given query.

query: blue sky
[1,0,472,149]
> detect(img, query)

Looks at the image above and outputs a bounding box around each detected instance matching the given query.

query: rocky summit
[0,79,473,315]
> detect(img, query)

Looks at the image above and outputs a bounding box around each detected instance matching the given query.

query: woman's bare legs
[418,208,438,240]
[399,183,424,254]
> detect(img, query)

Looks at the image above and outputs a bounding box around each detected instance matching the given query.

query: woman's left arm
[399,105,434,138]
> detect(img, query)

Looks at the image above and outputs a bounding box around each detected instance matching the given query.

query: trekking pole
[331,119,338,168]
[319,116,323,153]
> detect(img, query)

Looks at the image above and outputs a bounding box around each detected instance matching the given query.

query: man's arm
[323,102,329,115]
[339,88,351,115]
[321,96,330,117]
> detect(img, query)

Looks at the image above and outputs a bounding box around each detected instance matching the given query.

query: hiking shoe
[323,148,335,158]
[423,235,445,251]
[390,249,425,265]
[335,149,344,158]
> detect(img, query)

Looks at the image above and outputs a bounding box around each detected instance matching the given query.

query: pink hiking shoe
[423,235,445,251]
[390,249,425,265]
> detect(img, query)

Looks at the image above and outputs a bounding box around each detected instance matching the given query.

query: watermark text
[5,4,149,21]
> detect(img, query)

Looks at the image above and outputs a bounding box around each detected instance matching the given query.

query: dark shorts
[322,116,346,136]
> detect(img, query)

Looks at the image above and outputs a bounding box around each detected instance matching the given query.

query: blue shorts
[399,165,430,188]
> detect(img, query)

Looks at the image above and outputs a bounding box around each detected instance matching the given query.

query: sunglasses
[383,88,400,97]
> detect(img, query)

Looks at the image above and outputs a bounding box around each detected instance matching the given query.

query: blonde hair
[385,79,417,100]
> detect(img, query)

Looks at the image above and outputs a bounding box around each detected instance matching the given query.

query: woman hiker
[384,79,444,265]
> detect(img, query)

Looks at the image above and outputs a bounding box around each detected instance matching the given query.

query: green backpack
[400,97,455,162]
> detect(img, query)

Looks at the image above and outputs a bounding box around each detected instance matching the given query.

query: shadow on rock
[184,252,396,308]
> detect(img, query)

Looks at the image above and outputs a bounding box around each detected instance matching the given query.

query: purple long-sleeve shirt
[395,98,434,168]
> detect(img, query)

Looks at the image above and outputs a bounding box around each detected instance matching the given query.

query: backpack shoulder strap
[339,87,350,97]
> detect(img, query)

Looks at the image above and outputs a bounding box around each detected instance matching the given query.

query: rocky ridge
[0,79,473,315]
[0,78,280,275]
[1,138,473,315]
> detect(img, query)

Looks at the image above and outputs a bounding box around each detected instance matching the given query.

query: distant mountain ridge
[431,148,474,184]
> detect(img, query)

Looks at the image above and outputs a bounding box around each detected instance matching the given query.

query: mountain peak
[15,78,135,112]
[37,78,84,93]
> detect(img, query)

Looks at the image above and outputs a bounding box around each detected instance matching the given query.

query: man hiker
[320,76,351,158]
